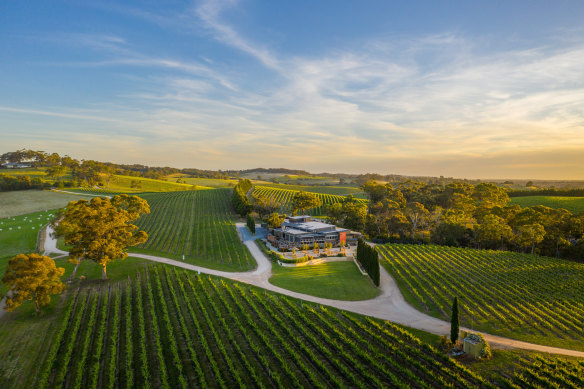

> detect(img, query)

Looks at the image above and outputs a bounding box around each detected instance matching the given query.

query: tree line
[0,149,231,191]
[356,239,380,286]
[325,180,584,261]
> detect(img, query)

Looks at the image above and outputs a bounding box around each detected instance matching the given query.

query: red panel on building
[339,232,346,244]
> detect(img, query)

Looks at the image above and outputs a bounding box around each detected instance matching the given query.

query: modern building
[267,215,362,250]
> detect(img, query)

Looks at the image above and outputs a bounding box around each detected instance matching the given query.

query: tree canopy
[2,254,65,314]
[54,195,150,279]
[291,191,323,215]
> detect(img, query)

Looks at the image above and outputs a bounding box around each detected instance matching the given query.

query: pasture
[378,243,584,351]
[252,185,367,216]
[510,196,584,214]
[258,182,367,197]
[19,265,489,388]
[106,174,199,192]
[0,190,93,218]
[269,261,381,301]
[133,189,255,271]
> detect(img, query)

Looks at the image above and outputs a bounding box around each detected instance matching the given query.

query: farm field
[171,177,240,187]
[106,174,201,192]
[269,261,381,301]
[0,190,94,218]
[258,182,367,197]
[132,189,255,271]
[378,243,584,351]
[252,185,367,216]
[22,265,490,389]
[510,196,584,214]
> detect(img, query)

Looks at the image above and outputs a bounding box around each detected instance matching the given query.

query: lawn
[510,195,584,214]
[269,261,380,301]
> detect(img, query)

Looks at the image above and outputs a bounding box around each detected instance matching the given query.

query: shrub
[439,336,453,352]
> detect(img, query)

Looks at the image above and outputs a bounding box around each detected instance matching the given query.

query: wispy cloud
[3,1,584,178]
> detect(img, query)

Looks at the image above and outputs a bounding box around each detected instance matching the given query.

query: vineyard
[510,196,584,214]
[257,183,367,197]
[378,243,584,351]
[34,265,489,389]
[132,189,255,271]
[252,186,367,216]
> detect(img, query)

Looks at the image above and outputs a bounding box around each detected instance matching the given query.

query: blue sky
[1,0,584,179]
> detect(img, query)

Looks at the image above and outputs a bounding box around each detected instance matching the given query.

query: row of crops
[37,265,491,388]
[252,185,367,216]
[378,243,584,350]
[257,183,367,197]
[133,189,255,271]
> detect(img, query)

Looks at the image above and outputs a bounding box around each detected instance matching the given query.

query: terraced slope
[133,189,255,271]
[378,243,584,351]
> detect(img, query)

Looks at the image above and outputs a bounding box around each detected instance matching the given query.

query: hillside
[379,243,584,351]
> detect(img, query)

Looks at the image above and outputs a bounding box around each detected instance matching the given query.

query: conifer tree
[451,296,460,344]
[246,214,256,235]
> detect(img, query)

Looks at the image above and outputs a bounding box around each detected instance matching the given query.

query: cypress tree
[246,214,256,235]
[450,296,459,344]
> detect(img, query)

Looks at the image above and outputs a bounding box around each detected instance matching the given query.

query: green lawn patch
[269,261,380,301]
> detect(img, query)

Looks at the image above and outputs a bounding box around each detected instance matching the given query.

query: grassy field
[252,185,368,216]
[0,190,94,218]
[7,265,489,388]
[378,243,584,351]
[0,210,57,297]
[510,196,584,214]
[257,182,367,197]
[171,177,240,187]
[105,174,203,192]
[269,261,381,301]
[132,189,255,271]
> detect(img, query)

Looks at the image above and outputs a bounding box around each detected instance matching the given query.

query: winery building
[267,215,362,250]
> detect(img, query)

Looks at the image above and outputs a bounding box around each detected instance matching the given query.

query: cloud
[3,2,584,179]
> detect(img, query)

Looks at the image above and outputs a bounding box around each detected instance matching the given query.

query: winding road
[42,223,584,358]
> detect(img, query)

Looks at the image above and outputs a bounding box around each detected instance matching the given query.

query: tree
[45,165,67,181]
[252,193,282,219]
[54,195,150,279]
[246,214,256,235]
[266,212,286,228]
[405,202,430,238]
[291,191,323,215]
[2,254,65,314]
[474,214,513,249]
[450,296,459,344]
[514,223,545,254]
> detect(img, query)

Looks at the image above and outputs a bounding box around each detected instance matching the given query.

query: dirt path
[40,223,584,358]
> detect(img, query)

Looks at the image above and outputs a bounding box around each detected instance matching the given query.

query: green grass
[132,189,256,271]
[15,265,488,388]
[106,174,201,192]
[510,196,584,214]
[378,243,584,351]
[0,190,94,218]
[269,261,381,301]
[171,177,240,188]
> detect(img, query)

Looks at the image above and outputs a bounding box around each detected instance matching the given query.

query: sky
[1,0,584,179]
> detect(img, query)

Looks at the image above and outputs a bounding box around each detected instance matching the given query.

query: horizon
[2,1,584,180]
